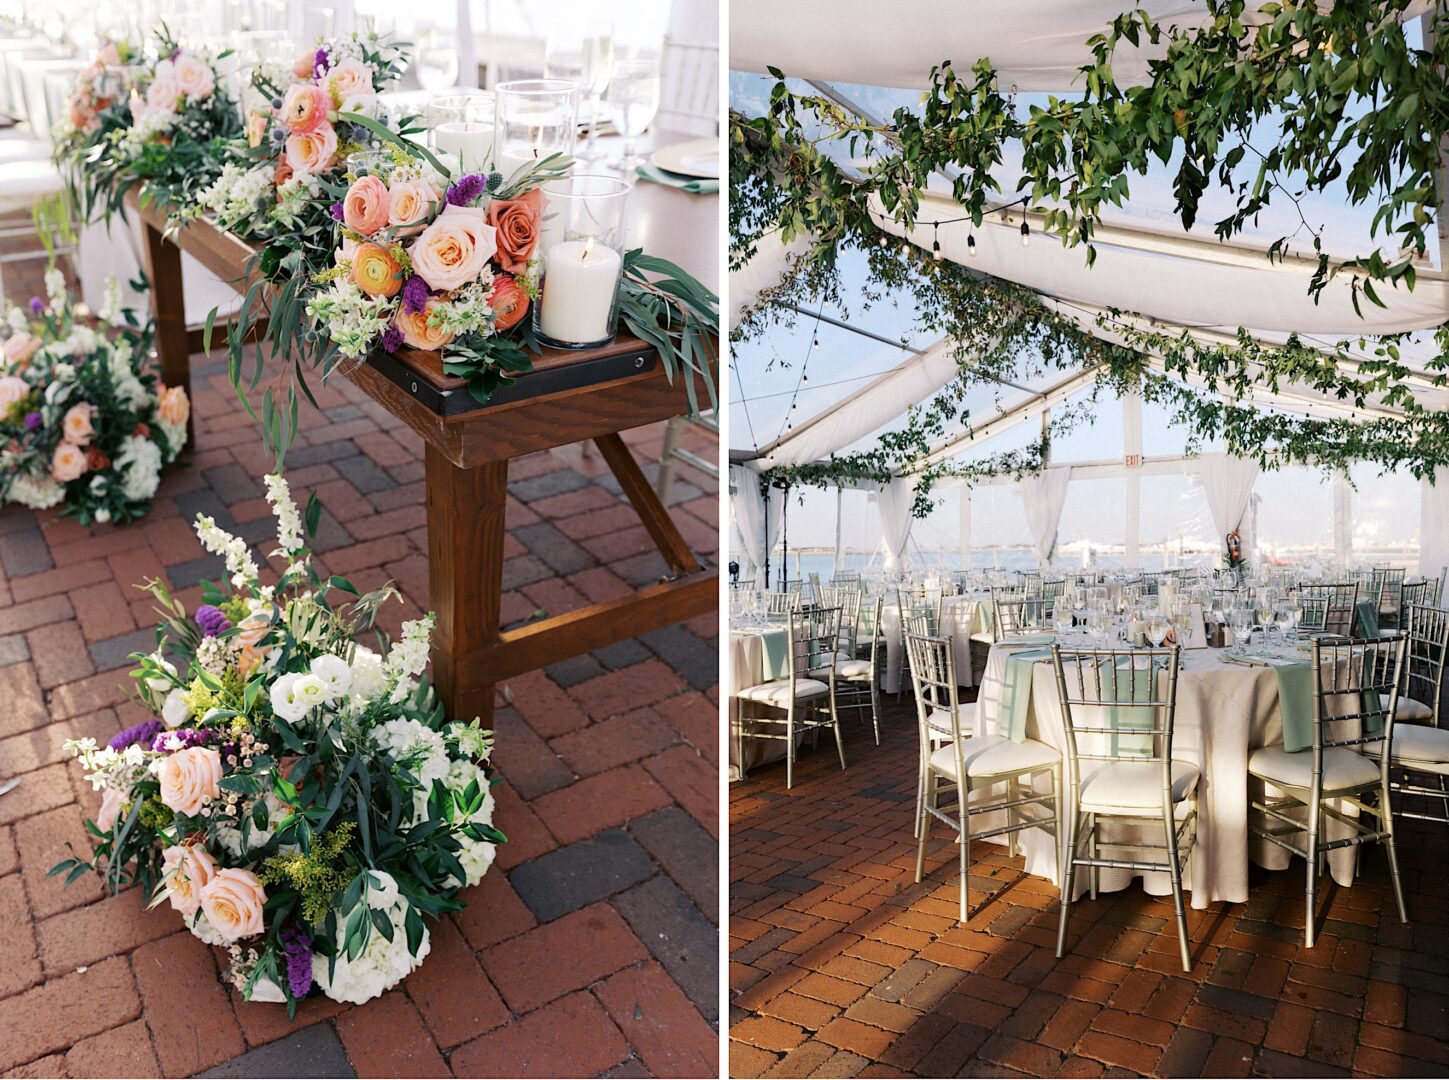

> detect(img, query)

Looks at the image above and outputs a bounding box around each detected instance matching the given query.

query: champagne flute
[413,19,458,94]
[1230,606,1253,650]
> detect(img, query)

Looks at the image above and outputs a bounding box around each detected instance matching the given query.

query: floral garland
[54,478,502,1010]
[0,271,188,524]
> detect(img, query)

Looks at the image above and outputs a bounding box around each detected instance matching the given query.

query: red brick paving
[728,692,1449,1078]
[0,246,720,1077]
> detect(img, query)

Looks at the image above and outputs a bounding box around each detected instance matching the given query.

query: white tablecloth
[968,644,1363,909]
[879,594,989,694]
[728,625,791,780]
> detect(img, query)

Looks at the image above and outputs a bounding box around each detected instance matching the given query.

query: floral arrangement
[52,477,502,1009]
[0,270,188,524]
[54,27,241,226]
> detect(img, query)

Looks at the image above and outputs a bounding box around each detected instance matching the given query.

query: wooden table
[129,137,718,725]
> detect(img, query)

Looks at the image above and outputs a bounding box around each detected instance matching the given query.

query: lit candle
[432,121,494,173]
[538,237,622,346]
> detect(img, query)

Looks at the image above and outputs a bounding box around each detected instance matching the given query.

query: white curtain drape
[1420,469,1449,583]
[729,464,783,582]
[729,230,810,331]
[1018,468,1071,565]
[876,477,917,571]
[1198,455,1259,543]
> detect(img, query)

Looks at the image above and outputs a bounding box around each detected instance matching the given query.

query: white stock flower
[310,654,353,700]
[98,277,123,325]
[194,514,260,589]
[263,473,308,574]
[44,267,65,308]
[384,615,435,703]
[161,688,190,728]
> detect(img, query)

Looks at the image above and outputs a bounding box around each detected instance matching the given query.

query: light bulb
[1020,221,1031,247]
[967,234,978,257]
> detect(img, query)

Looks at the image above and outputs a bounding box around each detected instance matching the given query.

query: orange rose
[156,745,222,817]
[409,204,497,292]
[284,122,338,175]
[158,384,190,428]
[387,178,440,235]
[484,187,545,274]
[351,242,404,298]
[489,274,530,331]
[86,447,110,471]
[161,843,217,916]
[343,174,390,236]
[393,297,454,352]
[198,868,266,941]
[281,82,329,134]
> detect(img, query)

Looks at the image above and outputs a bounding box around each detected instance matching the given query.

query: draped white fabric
[76,220,243,329]
[730,464,783,579]
[876,477,917,570]
[1198,455,1259,542]
[1420,470,1449,582]
[729,231,810,331]
[1018,468,1071,565]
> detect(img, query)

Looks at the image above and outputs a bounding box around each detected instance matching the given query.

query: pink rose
[292,51,317,80]
[325,58,374,102]
[484,187,545,274]
[156,745,222,817]
[62,403,95,446]
[387,178,440,235]
[97,42,122,67]
[4,333,39,364]
[161,844,217,917]
[0,375,27,411]
[51,442,88,483]
[198,868,267,942]
[343,174,390,236]
[146,61,180,112]
[280,82,329,134]
[408,204,497,293]
[171,54,214,101]
[95,788,124,833]
[284,122,338,175]
[245,109,269,148]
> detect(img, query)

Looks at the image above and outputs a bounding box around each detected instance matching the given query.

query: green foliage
[260,822,357,925]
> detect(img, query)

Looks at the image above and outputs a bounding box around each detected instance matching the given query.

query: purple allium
[22,412,41,431]
[195,604,231,637]
[110,717,162,751]
[27,296,43,314]
[313,47,331,77]
[281,924,314,998]
[328,201,345,222]
[150,728,215,753]
[445,173,485,207]
[400,274,429,315]
[381,324,404,352]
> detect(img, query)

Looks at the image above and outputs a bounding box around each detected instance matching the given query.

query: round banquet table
[728,623,793,781]
[965,642,1367,909]
[877,593,991,695]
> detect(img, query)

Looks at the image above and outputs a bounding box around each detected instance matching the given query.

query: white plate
[651,137,719,179]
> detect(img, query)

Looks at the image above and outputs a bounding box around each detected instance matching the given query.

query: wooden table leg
[139,218,194,451]
[426,443,508,727]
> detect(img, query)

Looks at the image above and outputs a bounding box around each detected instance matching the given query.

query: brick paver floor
[728,692,1449,1078]
[0,231,721,1078]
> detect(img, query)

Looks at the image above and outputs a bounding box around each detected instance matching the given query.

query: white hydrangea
[312,894,430,1005]
[8,471,64,509]
[365,870,401,910]
[107,345,148,409]
[116,434,163,501]
[372,717,450,788]
[348,645,386,703]
[194,514,260,588]
[405,758,498,888]
[187,910,228,946]
[65,325,99,355]
[304,279,393,359]
[384,615,435,704]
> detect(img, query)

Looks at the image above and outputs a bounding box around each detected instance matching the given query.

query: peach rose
[171,54,214,101]
[326,58,374,101]
[156,745,222,817]
[4,333,39,364]
[387,178,440,235]
[0,375,27,411]
[343,174,390,236]
[235,610,273,672]
[484,187,545,274]
[393,297,454,352]
[280,82,329,134]
[146,64,180,113]
[51,441,87,483]
[245,109,269,148]
[292,50,317,79]
[284,122,338,175]
[95,787,124,833]
[158,384,189,428]
[198,867,266,942]
[62,403,95,446]
[351,242,404,298]
[489,274,529,331]
[97,42,122,67]
[161,843,217,916]
[409,204,497,293]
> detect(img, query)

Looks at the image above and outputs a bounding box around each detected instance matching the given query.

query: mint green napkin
[1354,601,1381,638]
[1272,660,1316,753]
[1000,649,1052,742]
[759,627,790,681]
[1002,632,1055,645]
[1100,659,1159,758]
[635,163,719,193]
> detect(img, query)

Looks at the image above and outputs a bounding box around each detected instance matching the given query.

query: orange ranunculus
[284,122,338,175]
[351,242,404,298]
[393,297,454,352]
[484,187,545,274]
[280,82,329,134]
[489,274,529,331]
[343,174,390,236]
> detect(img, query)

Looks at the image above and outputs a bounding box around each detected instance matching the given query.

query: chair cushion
[1362,723,1449,769]
[736,677,829,707]
[926,704,975,739]
[809,659,873,680]
[969,631,995,644]
[1248,745,1380,793]
[927,732,1058,780]
[1397,696,1434,722]
[1078,761,1200,814]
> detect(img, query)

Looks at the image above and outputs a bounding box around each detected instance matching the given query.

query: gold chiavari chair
[1297,582,1360,637]
[1370,604,1449,826]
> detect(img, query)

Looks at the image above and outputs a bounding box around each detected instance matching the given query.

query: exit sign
[1125,453,1142,467]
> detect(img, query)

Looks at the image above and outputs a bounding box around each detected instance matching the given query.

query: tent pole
[1124,389,1143,571]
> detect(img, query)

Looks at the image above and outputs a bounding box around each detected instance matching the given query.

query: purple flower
[445,173,484,207]
[22,412,41,431]
[400,274,429,315]
[281,924,314,998]
[328,201,345,222]
[149,728,215,753]
[381,324,404,352]
[28,297,43,314]
[313,47,331,77]
[195,604,231,637]
[109,718,162,751]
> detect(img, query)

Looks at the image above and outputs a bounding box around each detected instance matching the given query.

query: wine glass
[606,55,660,174]
[413,20,459,94]
[546,22,614,161]
[1230,606,1254,650]
[1147,615,1170,648]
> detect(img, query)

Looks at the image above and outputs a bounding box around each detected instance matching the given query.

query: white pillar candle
[433,121,494,174]
[538,238,622,346]
[497,146,543,180]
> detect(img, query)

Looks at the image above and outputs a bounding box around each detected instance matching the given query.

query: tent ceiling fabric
[730,231,812,330]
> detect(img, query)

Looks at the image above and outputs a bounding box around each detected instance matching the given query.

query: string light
[967,233,977,257]
[1020,220,1031,247]
[932,222,942,258]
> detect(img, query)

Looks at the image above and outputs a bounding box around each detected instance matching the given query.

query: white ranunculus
[246,975,287,1003]
[292,672,329,710]
[310,654,353,700]
[161,688,190,728]
[349,646,385,701]
[269,672,309,723]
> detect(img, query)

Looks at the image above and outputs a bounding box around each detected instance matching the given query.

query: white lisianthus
[161,687,190,728]
[269,672,309,723]
[292,672,329,711]
[310,654,353,700]
[246,975,287,1003]
[348,645,385,701]
[145,652,179,694]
